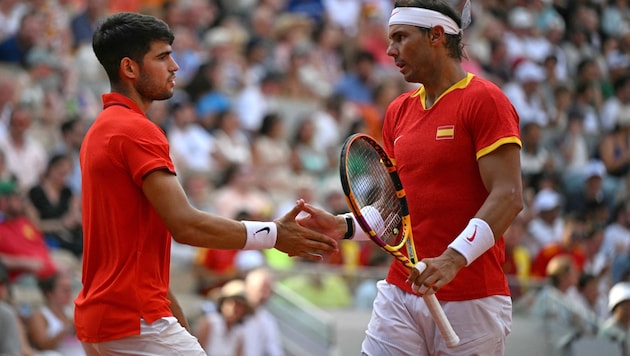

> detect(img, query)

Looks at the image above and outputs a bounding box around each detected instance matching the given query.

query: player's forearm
[170,210,248,249]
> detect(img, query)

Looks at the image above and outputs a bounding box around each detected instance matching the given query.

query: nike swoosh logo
[394,135,404,145]
[255,227,271,235]
[466,226,477,242]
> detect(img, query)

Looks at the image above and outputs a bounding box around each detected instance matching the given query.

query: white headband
[388,7,461,35]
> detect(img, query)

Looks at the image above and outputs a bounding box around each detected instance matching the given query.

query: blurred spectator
[503,214,532,299]
[185,60,232,131]
[334,50,380,105]
[599,281,630,354]
[503,60,549,127]
[0,180,58,282]
[212,163,273,220]
[575,272,609,324]
[166,98,216,176]
[54,117,85,196]
[520,121,555,191]
[69,0,110,49]
[242,267,284,356]
[0,260,35,356]
[0,104,47,192]
[210,110,252,173]
[290,117,329,178]
[193,279,250,356]
[564,160,615,221]
[0,10,45,66]
[530,255,598,355]
[600,74,630,134]
[251,112,293,202]
[26,154,83,258]
[530,216,588,279]
[234,70,283,135]
[25,271,84,355]
[597,115,630,195]
[525,188,565,258]
[602,202,630,263]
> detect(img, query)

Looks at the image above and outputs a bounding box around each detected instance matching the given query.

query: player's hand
[274,200,339,261]
[407,249,466,295]
[295,202,346,241]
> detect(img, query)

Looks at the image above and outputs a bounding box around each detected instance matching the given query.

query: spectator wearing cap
[530,216,588,278]
[503,6,552,64]
[530,254,598,355]
[193,278,251,356]
[565,160,615,223]
[526,188,565,258]
[503,60,549,127]
[599,281,630,354]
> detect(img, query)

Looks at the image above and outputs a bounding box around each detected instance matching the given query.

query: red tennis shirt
[382,74,522,301]
[74,93,176,342]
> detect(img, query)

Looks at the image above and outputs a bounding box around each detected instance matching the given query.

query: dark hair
[45,153,70,177]
[37,273,59,295]
[259,112,281,137]
[93,12,174,84]
[394,0,464,59]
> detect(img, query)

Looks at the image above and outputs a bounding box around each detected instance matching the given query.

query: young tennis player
[74,12,338,355]
[298,0,523,354]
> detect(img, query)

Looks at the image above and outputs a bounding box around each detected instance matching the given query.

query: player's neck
[423,65,467,108]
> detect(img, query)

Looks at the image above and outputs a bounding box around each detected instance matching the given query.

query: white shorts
[361,280,512,356]
[81,317,206,356]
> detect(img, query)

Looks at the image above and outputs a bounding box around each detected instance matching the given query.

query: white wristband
[242,221,277,250]
[448,218,494,266]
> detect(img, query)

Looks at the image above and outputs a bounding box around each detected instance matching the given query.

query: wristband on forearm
[339,213,370,241]
[447,218,494,266]
[242,221,277,250]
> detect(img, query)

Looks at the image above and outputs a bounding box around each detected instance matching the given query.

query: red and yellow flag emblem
[436,125,454,140]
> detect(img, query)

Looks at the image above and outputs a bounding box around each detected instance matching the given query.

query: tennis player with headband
[298,0,523,354]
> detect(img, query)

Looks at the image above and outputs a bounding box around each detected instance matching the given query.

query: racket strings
[347,140,404,246]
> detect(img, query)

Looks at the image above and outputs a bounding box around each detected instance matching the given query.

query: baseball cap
[514,61,546,83]
[0,180,18,196]
[533,188,561,212]
[583,160,606,180]
[608,282,630,311]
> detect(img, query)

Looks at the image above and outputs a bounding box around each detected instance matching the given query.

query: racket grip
[414,262,461,348]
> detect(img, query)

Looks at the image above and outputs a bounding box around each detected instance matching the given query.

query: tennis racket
[339,133,460,348]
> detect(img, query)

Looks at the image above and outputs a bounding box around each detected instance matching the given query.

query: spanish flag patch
[436,125,454,140]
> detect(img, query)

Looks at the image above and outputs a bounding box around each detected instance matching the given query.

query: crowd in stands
[5,0,630,354]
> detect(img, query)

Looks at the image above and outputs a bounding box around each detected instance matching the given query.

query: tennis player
[74,12,338,355]
[298,0,523,354]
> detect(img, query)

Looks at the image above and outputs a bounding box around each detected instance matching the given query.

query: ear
[120,57,138,80]
[430,26,445,44]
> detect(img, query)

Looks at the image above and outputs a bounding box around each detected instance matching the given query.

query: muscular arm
[410,143,524,292]
[475,143,524,239]
[142,170,337,258]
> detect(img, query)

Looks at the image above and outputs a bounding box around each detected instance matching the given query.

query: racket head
[339,134,412,252]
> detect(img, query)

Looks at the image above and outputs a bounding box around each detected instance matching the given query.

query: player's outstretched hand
[274,200,339,261]
[295,202,345,241]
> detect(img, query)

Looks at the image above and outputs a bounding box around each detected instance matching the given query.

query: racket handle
[415,262,461,348]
